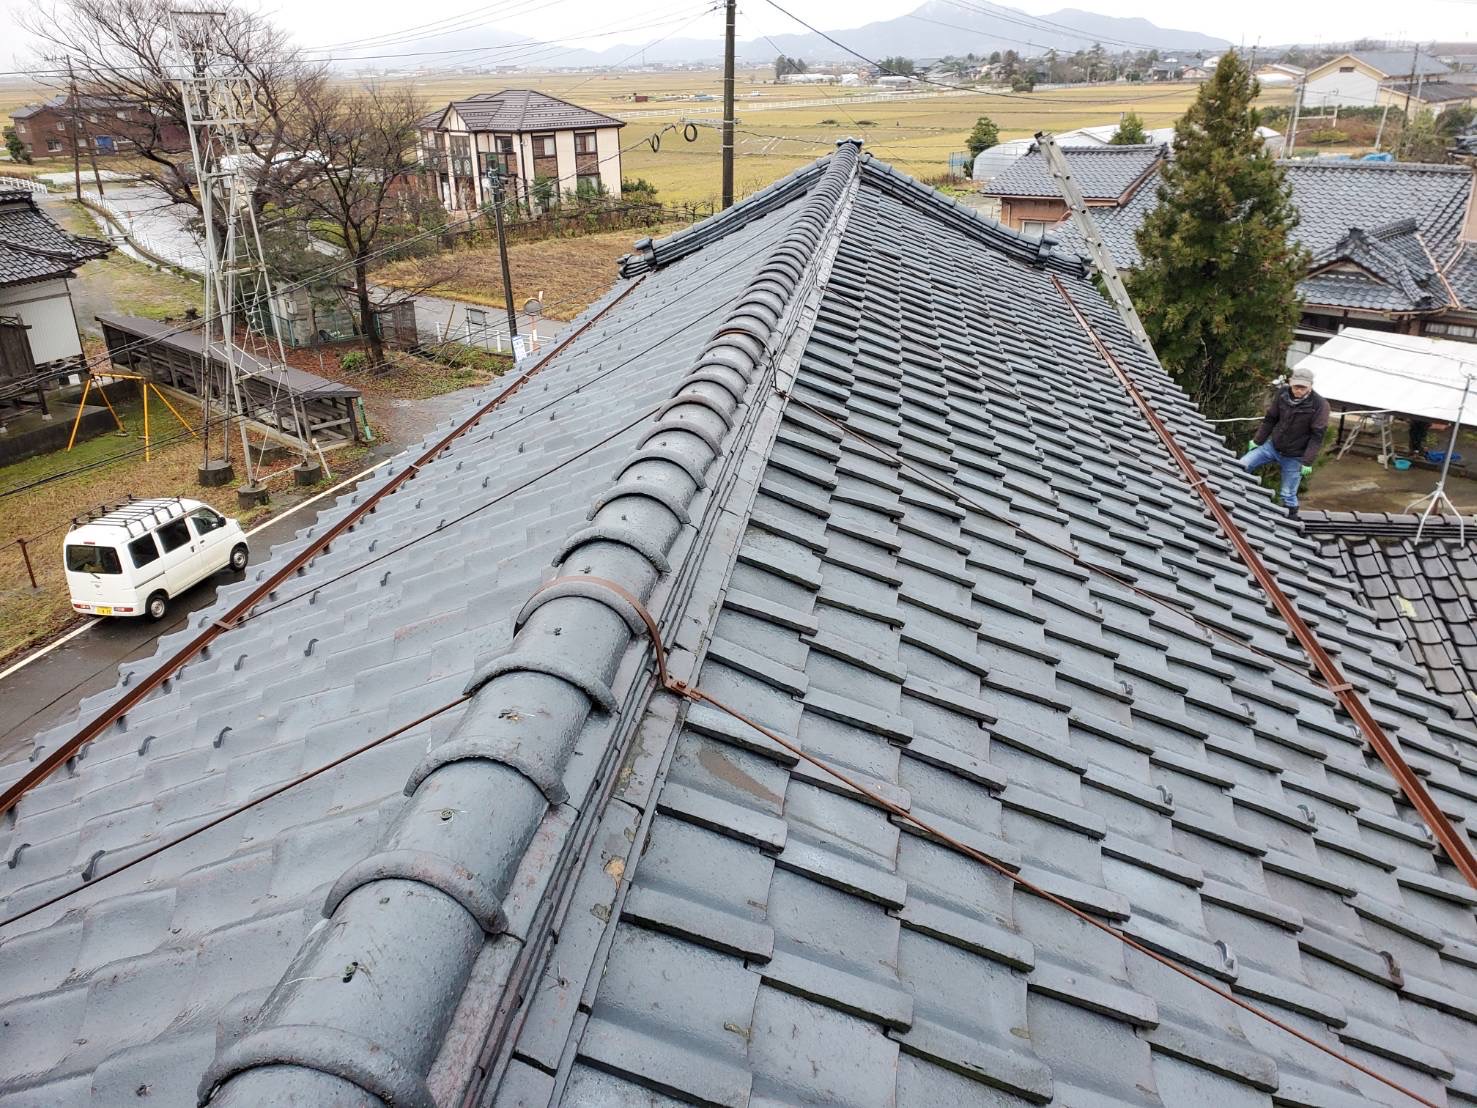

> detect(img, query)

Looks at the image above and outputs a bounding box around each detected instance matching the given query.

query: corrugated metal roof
[2,143,1475,1108]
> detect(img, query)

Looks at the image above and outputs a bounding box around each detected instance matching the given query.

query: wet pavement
[0,467,386,766]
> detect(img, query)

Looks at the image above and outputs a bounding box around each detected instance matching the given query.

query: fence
[80,194,206,276]
[0,175,48,195]
[430,200,711,254]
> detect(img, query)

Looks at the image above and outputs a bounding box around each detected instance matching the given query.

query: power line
[757,0,1203,107]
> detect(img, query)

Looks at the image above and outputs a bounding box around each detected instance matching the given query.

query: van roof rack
[71,496,188,538]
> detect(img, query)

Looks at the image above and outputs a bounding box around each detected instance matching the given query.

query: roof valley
[198,141,865,1107]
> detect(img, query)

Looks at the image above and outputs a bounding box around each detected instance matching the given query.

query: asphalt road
[0,475,376,767]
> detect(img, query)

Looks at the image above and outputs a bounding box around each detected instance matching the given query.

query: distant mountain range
[373,2,1230,72]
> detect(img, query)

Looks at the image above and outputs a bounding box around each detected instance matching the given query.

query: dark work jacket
[1254,388,1331,465]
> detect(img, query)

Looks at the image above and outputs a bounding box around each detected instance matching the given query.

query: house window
[15,122,25,134]
[1424,321,1477,341]
[574,131,596,155]
[577,173,602,192]
[533,134,556,157]
[117,111,129,120]
[46,139,61,152]
[1339,65,1355,73]
[1020,219,1048,239]
[57,122,66,131]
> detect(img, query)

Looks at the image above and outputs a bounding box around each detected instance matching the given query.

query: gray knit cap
[1289,365,1314,387]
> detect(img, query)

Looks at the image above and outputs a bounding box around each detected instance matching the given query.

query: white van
[62,497,249,620]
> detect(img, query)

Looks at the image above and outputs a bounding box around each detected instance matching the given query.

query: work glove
[1246,439,1256,452]
[1300,465,1313,477]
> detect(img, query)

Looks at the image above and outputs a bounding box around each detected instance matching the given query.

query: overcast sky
[3,0,1476,75]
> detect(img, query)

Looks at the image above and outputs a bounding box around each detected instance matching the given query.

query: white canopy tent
[1296,327,1477,423]
[1295,327,1477,535]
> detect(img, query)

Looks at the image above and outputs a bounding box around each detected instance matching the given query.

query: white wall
[597,127,623,197]
[0,279,82,366]
[1305,67,1380,108]
[554,130,579,196]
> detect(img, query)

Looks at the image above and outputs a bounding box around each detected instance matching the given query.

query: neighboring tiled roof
[1304,217,1452,311]
[10,94,134,120]
[1385,80,1476,104]
[0,189,110,286]
[1306,511,1477,720]
[984,143,1165,201]
[1060,160,1477,314]
[4,143,1477,1108]
[1348,50,1451,78]
[428,89,625,133]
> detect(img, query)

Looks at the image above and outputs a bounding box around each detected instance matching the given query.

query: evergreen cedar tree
[1126,50,1307,420]
[967,116,1000,159]
[1110,111,1147,145]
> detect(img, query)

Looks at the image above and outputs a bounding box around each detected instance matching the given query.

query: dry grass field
[395,72,1291,204]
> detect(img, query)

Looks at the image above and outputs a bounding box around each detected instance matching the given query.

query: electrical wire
[34,118,696,404]
[0,695,472,931]
[224,228,795,628]
[758,0,1204,107]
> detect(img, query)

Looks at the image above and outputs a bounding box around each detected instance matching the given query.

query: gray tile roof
[429,89,625,134]
[0,190,110,286]
[1305,510,1477,721]
[984,144,1166,202]
[4,142,1477,1108]
[1059,159,1477,315]
[1385,80,1477,104]
[1349,50,1451,78]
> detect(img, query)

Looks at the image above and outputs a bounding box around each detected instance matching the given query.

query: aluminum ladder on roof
[1035,130,1154,354]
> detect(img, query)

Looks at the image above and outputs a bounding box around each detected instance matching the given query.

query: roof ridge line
[198,140,865,1108]
[860,154,1087,276]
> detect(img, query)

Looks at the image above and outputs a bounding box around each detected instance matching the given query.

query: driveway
[0,461,391,765]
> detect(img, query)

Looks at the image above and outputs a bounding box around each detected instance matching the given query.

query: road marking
[0,451,403,683]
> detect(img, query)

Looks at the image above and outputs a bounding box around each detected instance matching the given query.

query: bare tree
[23,0,322,231]
[287,81,429,368]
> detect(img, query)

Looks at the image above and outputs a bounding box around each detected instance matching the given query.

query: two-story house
[9,95,184,160]
[418,90,626,213]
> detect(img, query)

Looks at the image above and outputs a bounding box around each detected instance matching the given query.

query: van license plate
[95,606,112,616]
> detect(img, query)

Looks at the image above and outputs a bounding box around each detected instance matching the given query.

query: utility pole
[721,0,736,209]
[1284,78,1304,158]
[65,57,108,202]
[487,168,519,348]
[1375,101,1393,151]
[1400,44,1420,154]
[51,56,82,202]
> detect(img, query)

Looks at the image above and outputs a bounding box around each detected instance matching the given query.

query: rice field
[394,71,1292,205]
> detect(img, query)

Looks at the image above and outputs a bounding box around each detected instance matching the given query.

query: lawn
[375,224,682,319]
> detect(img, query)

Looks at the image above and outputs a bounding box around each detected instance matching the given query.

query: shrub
[339,351,367,372]
[1303,128,1345,145]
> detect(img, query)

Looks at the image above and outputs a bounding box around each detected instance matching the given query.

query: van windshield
[66,544,123,574]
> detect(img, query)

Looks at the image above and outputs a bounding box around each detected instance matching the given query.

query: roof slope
[3,145,1477,1108]
[1348,50,1451,78]
[1062,160,1477,313]
[0,189,110,286]
[984,143,1165,202]
[430,89,625,133]
[1306,511,1477,722]
[0,176,811,1105]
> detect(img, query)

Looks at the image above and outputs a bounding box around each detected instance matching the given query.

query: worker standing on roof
[1239,365,1330,518]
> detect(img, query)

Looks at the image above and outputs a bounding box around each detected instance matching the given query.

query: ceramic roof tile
[432,89,624,132]
[984,144,1166,202]
[0,189,109,286]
